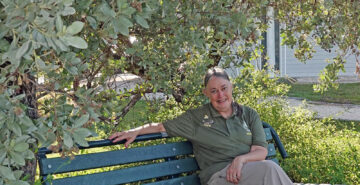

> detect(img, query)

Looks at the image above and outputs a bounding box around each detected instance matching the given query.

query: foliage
[276,0,360,92]
[1,0,360,184]
[276,111,360,184]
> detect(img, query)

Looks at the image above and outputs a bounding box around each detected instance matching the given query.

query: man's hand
[108,123,166,148]
[226,156,245,184]
[225,145,267,184]
[108,130,140,148]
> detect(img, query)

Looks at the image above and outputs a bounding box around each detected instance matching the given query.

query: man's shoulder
[241,104,255,112]
[239,104,259,117]
[187,103,211,115]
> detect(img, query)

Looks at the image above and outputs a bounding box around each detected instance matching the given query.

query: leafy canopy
[0,0,359,184]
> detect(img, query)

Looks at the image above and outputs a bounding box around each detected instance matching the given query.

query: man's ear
[202,88,208,97]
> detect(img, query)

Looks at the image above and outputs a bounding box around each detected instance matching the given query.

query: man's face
[203,76,233,114]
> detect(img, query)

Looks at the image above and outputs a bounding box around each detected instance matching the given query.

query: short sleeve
[163,110,196,139]
[247,108,268,148]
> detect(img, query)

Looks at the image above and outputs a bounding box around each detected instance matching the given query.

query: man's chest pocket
[230,125,253,146]
[194,125,231,147]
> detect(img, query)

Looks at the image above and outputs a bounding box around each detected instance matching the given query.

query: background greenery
[287,83,360,104]
[233,67,360,184]
[1,0,360,184]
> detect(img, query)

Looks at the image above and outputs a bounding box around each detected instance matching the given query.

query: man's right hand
[108,130,140,148]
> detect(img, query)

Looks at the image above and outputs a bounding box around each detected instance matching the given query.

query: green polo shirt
[163,103,267,185]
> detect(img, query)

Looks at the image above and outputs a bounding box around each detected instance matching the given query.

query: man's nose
[217,90,224,97]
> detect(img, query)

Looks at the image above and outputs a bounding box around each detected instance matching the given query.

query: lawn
[287,83,360,104]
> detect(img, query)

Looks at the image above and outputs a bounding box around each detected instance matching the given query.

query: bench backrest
[37,122,287,185]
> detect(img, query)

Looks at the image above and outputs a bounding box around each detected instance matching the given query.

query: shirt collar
[208,102,238,118]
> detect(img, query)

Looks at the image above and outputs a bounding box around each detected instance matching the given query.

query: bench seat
[37,122,288,185]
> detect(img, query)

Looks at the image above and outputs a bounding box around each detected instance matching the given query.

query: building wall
[280,45,357,77]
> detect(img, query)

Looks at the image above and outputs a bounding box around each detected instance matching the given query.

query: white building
[265,9,358,78]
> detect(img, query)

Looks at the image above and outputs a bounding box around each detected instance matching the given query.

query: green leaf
[63,0,73,6]
[6,122,22,136]
[71,57,81,65]
[73,133,89,147]
[114,16,133,36]
[112,19,125,36]
[100,2,116,18]
[63,132,73,148]
[0,166,16,180]
[66,66,78,75]
[45,36,57,50]
[34,179,42,185]
[73,127,91,147]
[53,38,68,51]
[40,132,56,147]
[0,39,10,52]
[0,24,10,39]
[134,15,149,29]
[54,82,60,90]
[86,16,97,29]
[9,180,30,185]
[10,151,25,166]
[0,149,6,163]
[66,21,84,35]
[117,0,128,9]
[56,15,63,32]
[13,94,25,100]
[119,15,133,28]
[23,150,34,159]
[74,113,89,128]
[16,40,31,59]
[74,128,92,138]
[62,6,76,16]
[14,142,29,152]
[121,7,136,17]
[63,36,88,49]
[19,116,33,127]
[35,58,47,71]
[13,170,23,179]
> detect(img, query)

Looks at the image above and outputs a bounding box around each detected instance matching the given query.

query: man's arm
[108,123,166,148]
[226,145,268,183]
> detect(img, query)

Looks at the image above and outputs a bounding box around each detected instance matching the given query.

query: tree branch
[115,93,142,122]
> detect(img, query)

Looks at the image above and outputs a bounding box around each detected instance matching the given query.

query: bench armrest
[262,122,288,159]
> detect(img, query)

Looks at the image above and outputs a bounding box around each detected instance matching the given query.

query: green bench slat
[45,158,199,185]
[40,141,193,175]
[267,143,276,158]
[145,174,200,185]
[264,128,272,141]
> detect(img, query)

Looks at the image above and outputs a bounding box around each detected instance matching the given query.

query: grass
[287,83,360,104]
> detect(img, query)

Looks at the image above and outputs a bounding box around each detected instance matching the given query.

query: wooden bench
[37,122,288,185]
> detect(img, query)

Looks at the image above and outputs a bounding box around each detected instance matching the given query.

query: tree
[0,0,359,184]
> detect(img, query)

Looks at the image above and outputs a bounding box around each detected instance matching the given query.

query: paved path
[287,98,360,121]
[288,76,360,121]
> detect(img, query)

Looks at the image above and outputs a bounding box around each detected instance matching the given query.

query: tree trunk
[19,73,38,184]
